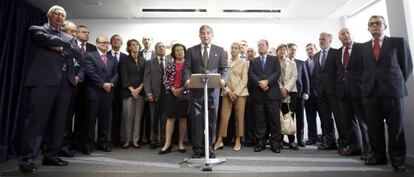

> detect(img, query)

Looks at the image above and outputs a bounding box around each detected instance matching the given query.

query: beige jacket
[221,58,249,96]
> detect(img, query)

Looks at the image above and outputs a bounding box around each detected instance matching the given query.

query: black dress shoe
[305,140,316,145]
[149,143,158,149]
[271,147,281,153]
[80,146,92,155]
[392,163,407,171]
[58,150,75,157]
[361,152,374,161]
[192,152,201,158]
[42,157,68,166]
[297,142,305,147]
[209,152,216,158]
[364,156,387,165]
[288,143,299,150]
[98,145,112,152]
[159,146,172,155]
[19,162,37,174]
[318,143,338,150]
[254,146,265,152]
[178,148,186,153]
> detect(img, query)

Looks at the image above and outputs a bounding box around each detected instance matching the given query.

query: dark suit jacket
[248,55,281,102]
[84,50,119,100]
[294,59,310,97]
[314,48,338,97]
[306,59,318,97]
[336,43,363,98]
[360,36,413,97]
[25,24,80,87]
[85,42,97,53]
[67,38,83,86]
[143,56,172,100]
[183,44,229,96]
[120,55,146,98]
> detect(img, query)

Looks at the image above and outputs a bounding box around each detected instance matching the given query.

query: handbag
[280,103,296,135]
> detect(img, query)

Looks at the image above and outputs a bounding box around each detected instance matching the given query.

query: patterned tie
[320,49,327,69]
[373,38,380,62]
[343,46,350,69]
[101,54,108,70]
[203,46,209,67]
[160,58,165,78]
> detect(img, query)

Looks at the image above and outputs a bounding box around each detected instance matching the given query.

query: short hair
[276,43,288,52]
[126,39,141,54]
[306,43,317,50]
[110,34,121,43]
[170,43,187,59]
[154,42,164,49]
[320,32,333,40]
[258,39,269,47]
[47,5,66,17]
[76,25,89,33]
[62,20,76,32]
[231,42,241,49]
[368,15,387,26]
[239,40,247,44]
[287,43,297,49]
[199,25,213,34]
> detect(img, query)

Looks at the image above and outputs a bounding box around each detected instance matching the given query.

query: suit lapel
[378,36,390,63]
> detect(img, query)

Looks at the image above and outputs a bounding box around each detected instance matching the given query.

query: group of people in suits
[17,4,412,174]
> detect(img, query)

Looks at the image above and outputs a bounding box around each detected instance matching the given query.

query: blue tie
[261,56,266,71]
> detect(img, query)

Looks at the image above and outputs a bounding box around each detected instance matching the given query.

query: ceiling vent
[223,9,281,13]
[142,9,207,12]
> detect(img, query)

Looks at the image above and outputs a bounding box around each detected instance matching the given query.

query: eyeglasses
[97,41,109,44]
[368,21,384,27]
[51,11,66,18]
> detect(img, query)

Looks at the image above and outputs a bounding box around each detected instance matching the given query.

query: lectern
[185,73,226,171]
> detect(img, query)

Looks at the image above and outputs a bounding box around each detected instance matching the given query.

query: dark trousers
[243,96,255,144]
[19,74,72,164]
[362,92,406,164]
[60,84,77,151]
[254,98,281,148]
[85,93,113,149]
[190,89,219,154]
[148,88,166,144]
[337,93,370,152]
[73,83,87,149]
[318,94,337,145]
[304,94,320,142]
[295,95,305,143]
[111,85,122,145]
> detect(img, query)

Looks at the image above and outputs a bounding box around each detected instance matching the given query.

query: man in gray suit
[144,42,172,149]
[183,25,229,158]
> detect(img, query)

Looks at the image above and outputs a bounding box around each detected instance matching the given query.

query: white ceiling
[26,0,377,20]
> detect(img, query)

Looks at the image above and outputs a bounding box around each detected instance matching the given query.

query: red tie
[373,38,380,62]
[101,54,108,69]
[343,46,350,69]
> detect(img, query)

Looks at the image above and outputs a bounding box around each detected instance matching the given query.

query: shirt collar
[201,43,211,49]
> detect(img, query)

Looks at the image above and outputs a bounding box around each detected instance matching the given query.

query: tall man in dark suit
[18,5,81,174]
[248,39,282,153]
[72,24,96,153]
[335,28,370,157]
[183,25,228,158]
[287,43,309,147]
[108,34,128,146]
[83,36,118,153]
[144,42,172,149]
[304,43,320,145]
[313,32,338,150]
[361,15,412,171]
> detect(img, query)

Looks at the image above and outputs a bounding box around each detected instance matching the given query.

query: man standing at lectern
[184,25,229,158]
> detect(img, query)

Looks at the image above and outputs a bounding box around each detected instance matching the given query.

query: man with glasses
[83,36,118,154]
[18,5,81,174]
[361,15,412,171]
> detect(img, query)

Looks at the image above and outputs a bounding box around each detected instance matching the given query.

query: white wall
[72,18,342,60]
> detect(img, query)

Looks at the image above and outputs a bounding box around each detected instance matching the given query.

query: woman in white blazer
[277,44,298,150]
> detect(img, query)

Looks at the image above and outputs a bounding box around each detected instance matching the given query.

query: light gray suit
[143,56,172,144]
[183,44,228,154]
